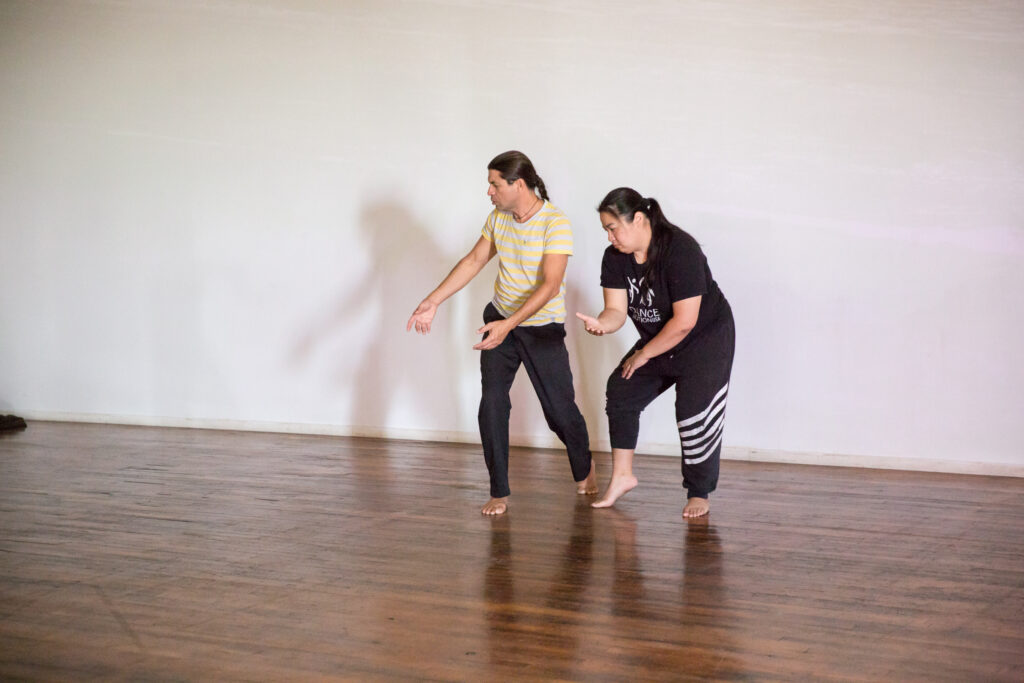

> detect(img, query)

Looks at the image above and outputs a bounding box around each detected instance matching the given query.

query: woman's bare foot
[481,497,508,515]
[683,497,709,518]
[591,475,638,508]
[577,461,598,495]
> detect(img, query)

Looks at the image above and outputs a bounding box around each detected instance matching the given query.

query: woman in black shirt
[577,187,735,518]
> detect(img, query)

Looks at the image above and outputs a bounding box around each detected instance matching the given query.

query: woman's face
[600,210,646,253]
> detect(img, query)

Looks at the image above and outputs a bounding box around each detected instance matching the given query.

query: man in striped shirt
[407,151,596,515]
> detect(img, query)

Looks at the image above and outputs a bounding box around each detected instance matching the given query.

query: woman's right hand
[575,312,606,336]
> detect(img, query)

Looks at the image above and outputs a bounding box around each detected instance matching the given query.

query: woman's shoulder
[601,245,631,275]
[667,227,701,250]
[664,228,706,262]
[602,244,627,262]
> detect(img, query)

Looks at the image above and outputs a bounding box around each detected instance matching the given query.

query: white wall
[2,0,1022,474]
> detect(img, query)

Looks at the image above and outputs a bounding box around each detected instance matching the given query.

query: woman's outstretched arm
[576,287,629,336]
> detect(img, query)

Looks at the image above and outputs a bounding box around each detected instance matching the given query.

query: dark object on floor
[0,415,27,431]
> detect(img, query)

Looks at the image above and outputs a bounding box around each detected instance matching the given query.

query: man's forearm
[501,281,560,328]
[428,254,488,305]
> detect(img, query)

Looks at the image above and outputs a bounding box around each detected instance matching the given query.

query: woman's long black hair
[598,187,683,286]
[488,150,549,201]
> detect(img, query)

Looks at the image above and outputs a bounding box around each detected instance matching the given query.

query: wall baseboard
[19,411,1024,478]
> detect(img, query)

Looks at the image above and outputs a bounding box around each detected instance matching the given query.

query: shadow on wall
[288,198,627,451]
[290,201,459,436]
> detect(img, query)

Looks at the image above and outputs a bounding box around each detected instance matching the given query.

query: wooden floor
[0,422,1022,681]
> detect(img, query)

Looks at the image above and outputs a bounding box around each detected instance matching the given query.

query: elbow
[538,281,561,303]
[672,324,694,342]
[605,309,628,331]
[461,254,486,270]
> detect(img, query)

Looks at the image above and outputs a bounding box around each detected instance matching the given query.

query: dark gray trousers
[479,303,592,498]
[606,305,735,499]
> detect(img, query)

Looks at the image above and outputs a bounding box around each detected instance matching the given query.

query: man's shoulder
[486,207,511,223]
[534,201,571,228]
[484,208,515,235]
[540,200,568,217]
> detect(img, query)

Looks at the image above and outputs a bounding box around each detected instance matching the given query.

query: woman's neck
[633,227,653,263]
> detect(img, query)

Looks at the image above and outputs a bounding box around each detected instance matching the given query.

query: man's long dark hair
[598,187,683,286]
[488,151,549,201]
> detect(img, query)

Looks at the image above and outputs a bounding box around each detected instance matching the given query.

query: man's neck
[511,194,543,223]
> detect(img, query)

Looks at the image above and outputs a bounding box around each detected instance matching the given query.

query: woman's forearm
[597,308,628,333]
[637,321,693,359]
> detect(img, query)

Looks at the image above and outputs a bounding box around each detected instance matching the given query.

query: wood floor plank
[1,421,1022,681]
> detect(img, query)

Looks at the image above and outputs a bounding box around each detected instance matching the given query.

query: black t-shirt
[600,228,727,352]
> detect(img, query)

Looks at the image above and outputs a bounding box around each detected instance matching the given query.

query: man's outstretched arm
[407,236,496,334]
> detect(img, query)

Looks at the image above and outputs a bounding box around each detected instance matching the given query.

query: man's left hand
[473,320,512,350]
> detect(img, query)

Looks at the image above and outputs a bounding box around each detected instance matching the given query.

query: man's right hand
[407,299,438,334]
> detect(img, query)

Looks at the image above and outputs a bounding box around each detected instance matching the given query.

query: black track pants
[606,306,735,499]
[479,303,592,498]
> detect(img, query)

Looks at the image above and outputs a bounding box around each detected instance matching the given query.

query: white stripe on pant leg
[682,421,723,457]
[681,411,725,448]
[680,400,726,439]
[684,430,724,465]
[677,383,729,428]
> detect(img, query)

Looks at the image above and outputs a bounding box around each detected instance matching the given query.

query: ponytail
[534,175,549,201]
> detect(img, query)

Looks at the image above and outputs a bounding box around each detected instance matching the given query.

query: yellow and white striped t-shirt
[481,201,574,325]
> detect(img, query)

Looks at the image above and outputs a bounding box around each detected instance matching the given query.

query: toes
[683,504,709,518]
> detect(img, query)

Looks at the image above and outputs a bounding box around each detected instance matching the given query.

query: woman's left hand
[621,349,649,379]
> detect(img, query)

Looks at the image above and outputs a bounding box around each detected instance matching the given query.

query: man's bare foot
[591,475,638,508]
[683,497,710,518]
[482,497,508,515]
[577,461,598,495]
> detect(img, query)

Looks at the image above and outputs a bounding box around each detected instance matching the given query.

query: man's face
[487,169,519,212]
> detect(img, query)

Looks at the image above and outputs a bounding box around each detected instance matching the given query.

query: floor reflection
[480,505,736,678]
[483,502,597,676]
[678,517,737,677]
[608,509,646,617]
[546,500,595,613]
[483,513,515,627]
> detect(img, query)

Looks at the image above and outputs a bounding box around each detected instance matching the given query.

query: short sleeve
[543,216,573,255]
[481,210,497,241]
[600,247,627,288]
[664,243,708,302]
